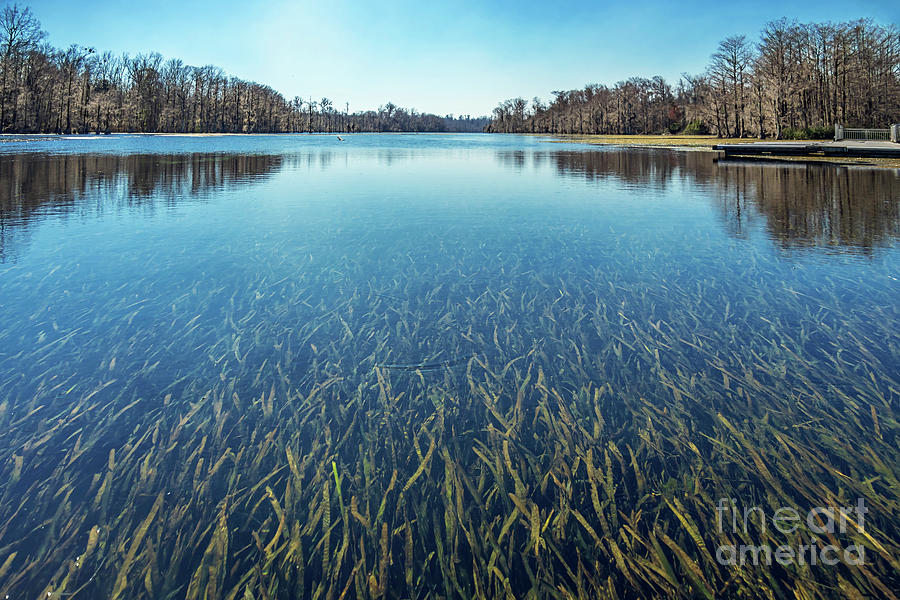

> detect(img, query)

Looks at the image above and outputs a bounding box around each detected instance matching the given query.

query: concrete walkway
[829,140,899,149]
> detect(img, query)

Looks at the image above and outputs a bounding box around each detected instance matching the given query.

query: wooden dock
[713,141,900,159]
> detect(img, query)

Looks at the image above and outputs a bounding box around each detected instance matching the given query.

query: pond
[0,134,898,599]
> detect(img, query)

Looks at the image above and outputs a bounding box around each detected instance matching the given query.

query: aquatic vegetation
[0,143,897,599]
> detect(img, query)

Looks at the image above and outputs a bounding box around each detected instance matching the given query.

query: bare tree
[0,2,43,130]
[710,35,754,137]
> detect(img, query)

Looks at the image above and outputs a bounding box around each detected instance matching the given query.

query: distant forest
[488,18,900,139]
[0,4,488,134]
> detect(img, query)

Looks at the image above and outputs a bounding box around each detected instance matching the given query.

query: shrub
[781,125,834,140]
[682,119,707,135]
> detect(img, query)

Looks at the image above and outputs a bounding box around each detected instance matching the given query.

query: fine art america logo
[715,498,867,566]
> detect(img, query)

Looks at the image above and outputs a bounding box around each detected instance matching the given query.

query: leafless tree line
[489,18,900,138]
[0,4,488,134]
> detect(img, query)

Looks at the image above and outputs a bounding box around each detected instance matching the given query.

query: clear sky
[25,0,900,116]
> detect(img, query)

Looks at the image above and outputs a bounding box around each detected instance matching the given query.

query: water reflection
[533,148,712,188]
[2,147,898,264]
[546,149,900,254]
[715,161,900,254]
[0,153,283,262]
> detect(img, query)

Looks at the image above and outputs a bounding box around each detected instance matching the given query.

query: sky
[25,0,900,117]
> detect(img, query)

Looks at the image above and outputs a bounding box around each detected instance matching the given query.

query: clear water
[0,134,897,598]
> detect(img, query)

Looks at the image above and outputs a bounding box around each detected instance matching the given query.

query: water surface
[0,134,897,599]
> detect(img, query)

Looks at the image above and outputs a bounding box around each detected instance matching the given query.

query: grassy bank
[545,134,749,148]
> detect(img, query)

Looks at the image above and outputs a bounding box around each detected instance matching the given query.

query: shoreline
[544,134,900,168]
[2,131,898,168]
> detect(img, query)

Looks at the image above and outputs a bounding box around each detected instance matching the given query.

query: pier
[713,140,900,159]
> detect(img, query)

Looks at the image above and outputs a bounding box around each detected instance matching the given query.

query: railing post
[891,124,899,143]
[834,123,844,141]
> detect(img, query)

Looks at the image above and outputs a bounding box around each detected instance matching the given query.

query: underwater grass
[0,150,897,600]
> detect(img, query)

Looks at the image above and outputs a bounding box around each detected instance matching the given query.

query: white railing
[835,123,900,142]
[845,128,890,140]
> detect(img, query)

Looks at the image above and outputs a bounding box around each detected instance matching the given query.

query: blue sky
[26,0,900,116]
